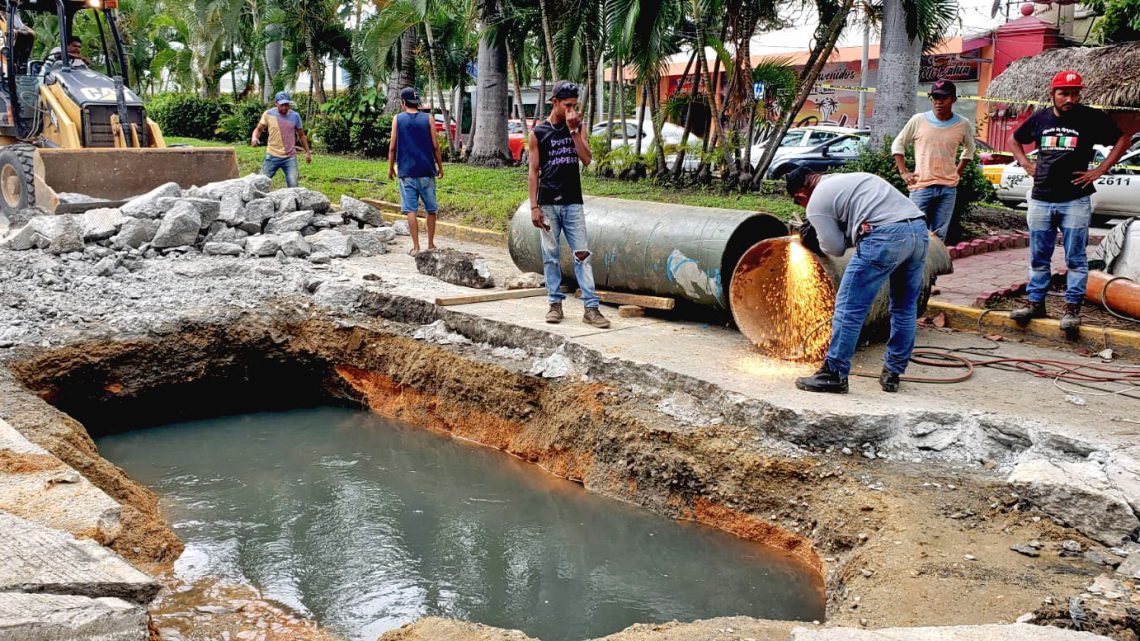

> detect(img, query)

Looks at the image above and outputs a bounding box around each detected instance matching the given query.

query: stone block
[119,182,181,219]
[0,592,149,641]
[275,232,311,258]
[0,511,158,604]
[1009,458,1139,546]
[79,209,128,243]
[340,195,383,227]
[243,198,275,226]
[155,198,220,229]
[506,272,545,290]
[108,219,159,251]
[415,248,495,289]
[264,210,314,234]
[244,236,280,258]
[200,174,271,202]
[202,242,244,257]
[151,202,201,249]
[306,230,353,258]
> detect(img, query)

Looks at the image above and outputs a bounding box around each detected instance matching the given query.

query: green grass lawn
[169,137,800,231]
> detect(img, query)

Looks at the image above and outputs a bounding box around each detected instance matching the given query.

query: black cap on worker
[400,87,421,106]
[551,80,579,101]
[930,79,957,99]
[785,166,817,198]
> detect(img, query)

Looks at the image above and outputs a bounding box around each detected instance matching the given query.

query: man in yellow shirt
[250,91,312,187]
[891,80,975,241]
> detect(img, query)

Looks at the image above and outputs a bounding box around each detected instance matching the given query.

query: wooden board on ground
[618,305,645,318]
[435,288,546,306]
[575,289,675,310]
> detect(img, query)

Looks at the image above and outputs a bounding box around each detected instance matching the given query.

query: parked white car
[591,120,697,151]
[664,124,866,172]
[995,146,1140,217]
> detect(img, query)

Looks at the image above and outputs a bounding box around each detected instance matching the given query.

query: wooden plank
[435,288,547,306]
[575,289,676,310]
[617,305,645,318]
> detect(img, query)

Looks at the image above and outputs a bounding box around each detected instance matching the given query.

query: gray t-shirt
[805,172,924,256]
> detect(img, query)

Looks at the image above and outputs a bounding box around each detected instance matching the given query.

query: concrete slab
[0,511,158,604]
[0,419,122,543]
[791,623,1112,640]
[0,592,147,641]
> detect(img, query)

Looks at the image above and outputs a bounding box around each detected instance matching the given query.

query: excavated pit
[1,310,1135,640]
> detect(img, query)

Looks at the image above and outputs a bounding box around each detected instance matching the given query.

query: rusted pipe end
[730,237,836,361]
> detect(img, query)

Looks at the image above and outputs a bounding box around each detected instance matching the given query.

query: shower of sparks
[743,239,835,361]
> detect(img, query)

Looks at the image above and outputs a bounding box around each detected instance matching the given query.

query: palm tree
[150,14,197,92]
[869,0,958,147]
[470,0,513,165]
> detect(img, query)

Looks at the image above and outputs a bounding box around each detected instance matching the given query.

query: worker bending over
[788,168,930,394]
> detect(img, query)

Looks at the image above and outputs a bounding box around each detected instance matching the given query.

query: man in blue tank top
[388,87,444,255]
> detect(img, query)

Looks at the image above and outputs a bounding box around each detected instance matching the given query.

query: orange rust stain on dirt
[336,365,594,481]
[687,498,822,576]
[0,450,66,474]
[104,383,124,394]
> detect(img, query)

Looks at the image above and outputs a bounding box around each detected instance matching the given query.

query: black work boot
[545,302,564,324]
[1008,300,1047,326]
[880,367,900,393]
[1060,303,1082,332]
[795,364,849,394]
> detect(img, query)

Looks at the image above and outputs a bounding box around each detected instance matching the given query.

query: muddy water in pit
[97,406,824,641]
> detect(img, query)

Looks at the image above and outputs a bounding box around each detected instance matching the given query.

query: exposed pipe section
[508,197,790,309]
[1087,271,1140,320]
[729,236,953,360]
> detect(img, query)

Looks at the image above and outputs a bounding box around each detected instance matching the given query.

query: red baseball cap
[1051,70,1085,91]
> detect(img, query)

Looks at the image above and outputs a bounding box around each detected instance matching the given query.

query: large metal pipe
[508,196,790,309]
[729,236,953,360]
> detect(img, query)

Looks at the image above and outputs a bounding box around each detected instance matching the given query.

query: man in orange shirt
[891,80,975,241]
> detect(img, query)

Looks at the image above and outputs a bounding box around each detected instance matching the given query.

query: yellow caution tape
[816,83,1140,113]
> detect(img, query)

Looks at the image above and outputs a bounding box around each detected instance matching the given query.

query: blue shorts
[399,176,438,215]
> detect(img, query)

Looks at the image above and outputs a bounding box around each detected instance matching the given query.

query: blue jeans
[399,177,438,214]
[261,155,299,187]
[1026,196,1090,305]
[909,185,957,241]
[538,204,600,308]
[825,219,930,378]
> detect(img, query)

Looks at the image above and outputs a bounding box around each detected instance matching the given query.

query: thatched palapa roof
[986,42,1140,111]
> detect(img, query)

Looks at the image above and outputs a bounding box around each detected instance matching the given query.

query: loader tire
[0,144,36,218]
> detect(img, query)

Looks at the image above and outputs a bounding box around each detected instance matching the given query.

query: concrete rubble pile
[0,175,399,267]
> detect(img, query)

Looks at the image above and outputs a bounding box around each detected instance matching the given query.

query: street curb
[926,300,1140,359]
[948,232,1029,260]
[361,198,509,247]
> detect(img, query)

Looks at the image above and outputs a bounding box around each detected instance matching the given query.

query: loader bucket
[36,147,239,203]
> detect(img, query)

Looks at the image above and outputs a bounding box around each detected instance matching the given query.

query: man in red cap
[1008,70,1130,330]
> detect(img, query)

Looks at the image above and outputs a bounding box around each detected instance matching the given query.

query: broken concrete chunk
[307,251,331,264]
[275,232,311,258]
[415,248,494,289]
[0,592,149,641]
[79,209,128,243]
[119,182,181,219]
[393,220,411,236]
[244,235,281,257]
[243,198,276,226]
[1117,551,1140,579]
[340,195,384,227]
[296,189,331,213]
[155,197,221,229]
[200,173,271,202]
[203,224,248,245]
[109,218,159,250]
[215,195,246,227]
[506,272,545,290]
[305,230,354,258]
[150,202,202,249]
[0,511,159,604]
[7,215,87,254]
[1009,458,1140,546]
[202,242,244,257]
[341,229,389,257]
[264,209,314,234]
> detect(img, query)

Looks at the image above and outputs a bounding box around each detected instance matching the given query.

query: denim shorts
[399,176,438,214]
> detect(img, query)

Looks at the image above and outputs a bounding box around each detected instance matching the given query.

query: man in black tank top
[527,80,610,329]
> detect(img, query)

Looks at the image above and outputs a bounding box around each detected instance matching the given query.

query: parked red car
[508,119,539,163]
[976,139,1014,165]
[431,113,458,138]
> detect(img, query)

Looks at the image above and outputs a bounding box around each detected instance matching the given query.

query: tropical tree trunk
[306,31,327,103]
[618,61,628,146]
[650,82,668,177]
[634,84,647,157]
[751,0,854,186]
[671,49,702,178]
[470,6,512,166]
[423,18,455,151]
[583,40,595,131]
[537,57,547,121]
[870,0,922,148]
[538,0,558,78]
[386,28,418,114]
[507,46,529,140]
[606,57,616,146]
[263,33,282,100]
